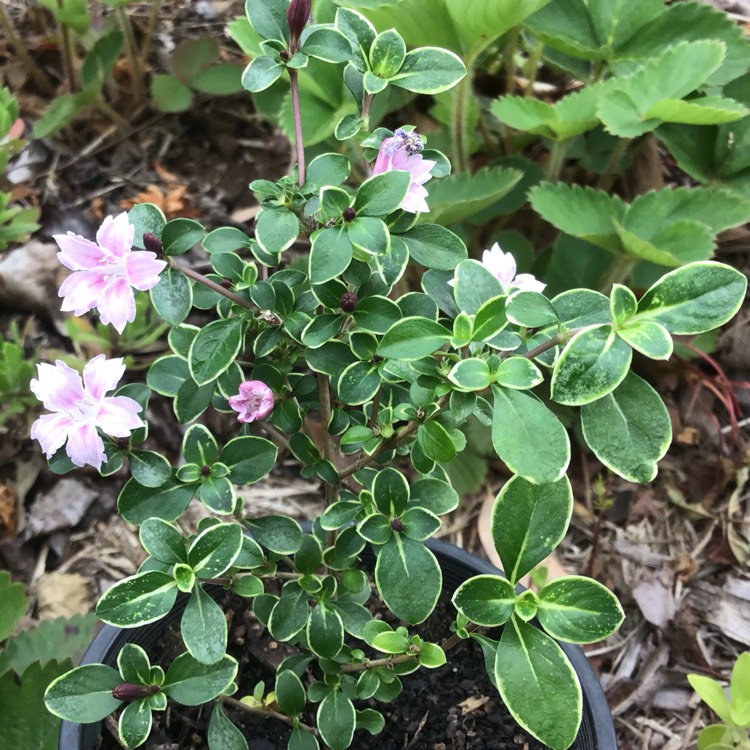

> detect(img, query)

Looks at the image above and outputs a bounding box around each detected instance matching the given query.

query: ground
[1,2,750,749]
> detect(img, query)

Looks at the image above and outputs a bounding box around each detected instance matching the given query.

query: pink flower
[54,213,167,334]
[228,381,275,423]
[30,356,144,470]
[372,129,436,214]
[450,244,546,293]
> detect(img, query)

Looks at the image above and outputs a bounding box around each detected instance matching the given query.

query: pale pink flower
[54,213,167,334]
[372,129,436,214]
[449,244,546,293]
[228,381,274,423]
[30,356,144,470]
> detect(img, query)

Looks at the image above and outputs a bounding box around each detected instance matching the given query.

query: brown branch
[173,262,253,310]
[338,394,450,480]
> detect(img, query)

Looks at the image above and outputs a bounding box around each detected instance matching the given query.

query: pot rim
[60,536,616,750]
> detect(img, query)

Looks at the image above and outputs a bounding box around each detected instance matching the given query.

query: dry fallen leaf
[36,572,92,619]
[23,478,99,540]
[632,576,677,628]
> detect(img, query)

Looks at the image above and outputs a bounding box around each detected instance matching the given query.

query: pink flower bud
[228,380,275,423]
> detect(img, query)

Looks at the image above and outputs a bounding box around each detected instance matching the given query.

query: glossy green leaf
[452,575,515,626]
[139,519,186,565]
[617,320,673,360]
[307,604,344,659]
[491,386,570,484]
[220,436,278,485]
[551,325,632,406]
[44,664,122,723]
[208,704,248,750]
[354,171,411,217]
[581,372,671,483]
[150,267,192,326]
[189,318,244,386]
[118,699,152,749]
[448,358,492,391]
[317,690,355,750]
[491,475,573,585]
[276,669,306,716]
[636,261,747,335]
[537,576,624,644]
[378,317,451,360]
[495,618,582,750]
[187,523,244,578]
[245,515,303,554]
[163,653,238,705]
[372,468,410,516]
[375,536,441,624]
[118,476,196,525]
[96,572,177,627]
[390,47,466,94]
[182,586,227,664]
[399,224,467,270]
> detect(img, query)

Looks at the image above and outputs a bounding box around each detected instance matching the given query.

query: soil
[100,590,567,750]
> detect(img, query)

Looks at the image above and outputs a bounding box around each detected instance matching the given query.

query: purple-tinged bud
[279,49,290,62]
[142,232,163,256]
[114,436,130,451]
[112,683,158,702]
[287,0,311,51]
[390,518,404,532]
[220,277,233,289]
[340,291,358,313]
[342,207,356,222]
[201,464,212,477]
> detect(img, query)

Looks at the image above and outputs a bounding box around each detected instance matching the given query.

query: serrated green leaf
[0,613,96,678]
[421,167,522,225]
[0,571,27,642]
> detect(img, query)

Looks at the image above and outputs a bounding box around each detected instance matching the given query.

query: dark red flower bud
[390,518,404,532]
[342,207,356,222]
[220,277,233,289]
[279,49,290,62]
[287,0,311,51]
[201,464,212,477]
[142,232,163,256]
[115,437,130,451]
[113,683,157,702]
[340,291,358,313]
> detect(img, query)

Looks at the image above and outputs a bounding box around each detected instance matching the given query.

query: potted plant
[38,2,747,749]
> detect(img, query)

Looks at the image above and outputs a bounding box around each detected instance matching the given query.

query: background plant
[689,653,750,750]
[33,2,749,750]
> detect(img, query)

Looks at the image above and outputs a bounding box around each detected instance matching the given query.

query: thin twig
[289,69,306,185]
[172,262,253,309]
[338,394,451,480]
[140,0,162,61]
[117,5,145,103]
[221,695,319,736]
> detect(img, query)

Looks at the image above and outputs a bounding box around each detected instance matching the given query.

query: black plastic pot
[60,537,616,749]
